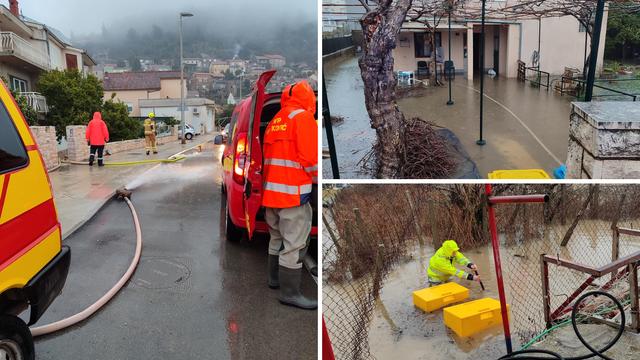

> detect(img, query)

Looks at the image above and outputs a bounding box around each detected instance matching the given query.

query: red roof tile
[103,71,184,90]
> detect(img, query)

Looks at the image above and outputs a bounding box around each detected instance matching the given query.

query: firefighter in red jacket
[85,112,109,166]
[262,81,318,310]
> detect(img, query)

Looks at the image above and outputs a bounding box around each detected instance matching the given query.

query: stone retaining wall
[323,46,356,71]
[566,102,640,179]
[29,126,58,170]
[67,125,178,161]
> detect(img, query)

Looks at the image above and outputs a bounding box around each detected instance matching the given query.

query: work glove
[310,183,318,210]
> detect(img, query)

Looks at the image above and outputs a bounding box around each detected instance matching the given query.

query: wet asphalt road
[30,144,318,359]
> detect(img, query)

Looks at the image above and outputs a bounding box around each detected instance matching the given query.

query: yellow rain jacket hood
[428,240,474,282]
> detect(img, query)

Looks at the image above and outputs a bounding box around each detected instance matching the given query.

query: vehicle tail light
[233,132,247,185]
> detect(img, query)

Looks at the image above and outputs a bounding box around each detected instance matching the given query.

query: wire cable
[497,291,625,360]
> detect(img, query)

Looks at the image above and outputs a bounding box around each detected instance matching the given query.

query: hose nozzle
[116,188,132,199]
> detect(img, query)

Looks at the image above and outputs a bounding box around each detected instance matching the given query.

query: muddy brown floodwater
[323,219,640,360]
[323,56,576,179]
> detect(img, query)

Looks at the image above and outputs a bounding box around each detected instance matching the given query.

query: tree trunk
[561,184,599,246]
[359,1,413,179]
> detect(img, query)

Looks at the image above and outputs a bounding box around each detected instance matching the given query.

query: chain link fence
[322,184,640,360]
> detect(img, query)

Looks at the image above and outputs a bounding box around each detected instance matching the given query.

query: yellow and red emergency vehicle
[0,79,70,359]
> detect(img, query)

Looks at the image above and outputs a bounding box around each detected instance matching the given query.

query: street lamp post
[180,12,193,144]
[445,2,453,105]
[477,0,486,146]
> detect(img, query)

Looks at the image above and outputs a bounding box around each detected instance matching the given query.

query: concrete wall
[29,126,58,170]
[160,78,184,99]
[105,89,160,117]
[322,46,355,71]
[520,15,607,76]
[66,125,178,161]
[566,102,640,179]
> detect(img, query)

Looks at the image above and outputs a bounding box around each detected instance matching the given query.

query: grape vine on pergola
[352,0,637,178]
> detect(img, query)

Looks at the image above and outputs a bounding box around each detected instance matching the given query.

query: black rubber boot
[153,151,158,154]
[278,266,317,310]
[146,151,150,155]
[98,160,104,167]
[268,255,280,289]
[89,154,94,166]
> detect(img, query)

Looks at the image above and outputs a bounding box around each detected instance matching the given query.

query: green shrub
[101,95,142,141]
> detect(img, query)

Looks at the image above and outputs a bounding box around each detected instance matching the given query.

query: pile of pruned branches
[403,116,458,178]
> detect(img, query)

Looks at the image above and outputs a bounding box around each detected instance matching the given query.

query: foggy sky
[15,0,317,39]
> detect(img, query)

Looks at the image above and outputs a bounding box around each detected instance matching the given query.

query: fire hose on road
[30,193,141,337]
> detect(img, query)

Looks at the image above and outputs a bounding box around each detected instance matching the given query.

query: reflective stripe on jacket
[144,119,155,136]
[86,112,109,145]
[261,81,317,209]
[427,240,471,282]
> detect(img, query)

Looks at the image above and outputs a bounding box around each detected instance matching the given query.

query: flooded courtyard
[323,56,576,179]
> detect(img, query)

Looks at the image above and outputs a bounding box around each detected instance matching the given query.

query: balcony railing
[22,92,48,113]
[0,32,51,71]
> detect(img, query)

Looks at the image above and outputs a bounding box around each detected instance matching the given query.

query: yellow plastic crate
[444,298,510,337]
[413,282,469,312]
[488,169,551,179]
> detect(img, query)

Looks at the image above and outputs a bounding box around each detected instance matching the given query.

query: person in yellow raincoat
[428,240,482,286]
[144,113,157,155]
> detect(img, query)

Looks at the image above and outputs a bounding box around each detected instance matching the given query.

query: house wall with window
[392,12,608,78]
[105,89,160,116]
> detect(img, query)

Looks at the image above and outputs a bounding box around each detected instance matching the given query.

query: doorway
[473,33,481,71]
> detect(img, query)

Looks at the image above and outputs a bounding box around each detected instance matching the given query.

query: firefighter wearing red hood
[85,112,109,166]
[262,81,318,310]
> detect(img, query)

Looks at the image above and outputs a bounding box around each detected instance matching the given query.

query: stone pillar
[66,125,89,161]
[29,126,58,170]
[566,102,640,179]
[466,26,474,80]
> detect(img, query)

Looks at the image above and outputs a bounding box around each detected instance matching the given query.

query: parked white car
[178,124,195,140]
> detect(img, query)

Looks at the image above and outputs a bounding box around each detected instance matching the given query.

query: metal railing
[560,76,638,101]
[0,32,51,71]
[541,227,640,333]
[525,67,550,90]
[323,36,353,56]
[22,92,48,113]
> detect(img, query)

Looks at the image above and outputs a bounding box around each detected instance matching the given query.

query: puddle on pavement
[323,56,575,179]
[323,219,640,359]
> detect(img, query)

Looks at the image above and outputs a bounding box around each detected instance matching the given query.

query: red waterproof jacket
[86,112,109,146]
[261,81,318,208]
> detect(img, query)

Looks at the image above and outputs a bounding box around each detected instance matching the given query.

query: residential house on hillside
[0,1,96,116]
[264,55,286,68]
[389,0,608,78]
[102,70,186,116]
[209,60,229,74]
[183,58,201,70]
[251,55,269,68]
[201,56,214,70]
[227,59,246,74]
[148,64,172,71]
[250,54,286,70]
[247,69,265,82]
[187,72,224,91]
